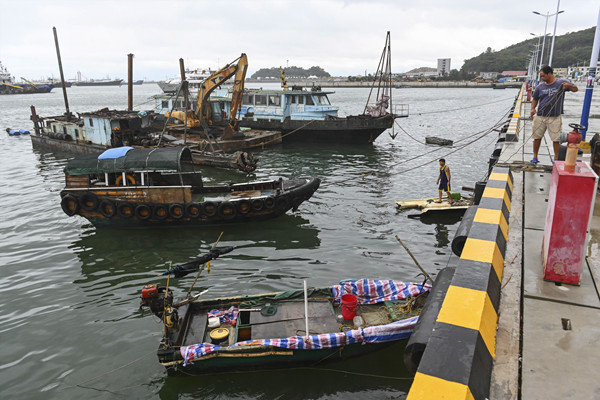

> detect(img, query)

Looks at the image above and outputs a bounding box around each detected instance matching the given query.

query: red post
[543,161,598,284]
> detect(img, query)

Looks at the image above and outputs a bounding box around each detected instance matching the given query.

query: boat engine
[140,284,176,323]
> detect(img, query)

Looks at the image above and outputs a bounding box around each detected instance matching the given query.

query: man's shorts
[438,182,450,192]
[532,115,562,141]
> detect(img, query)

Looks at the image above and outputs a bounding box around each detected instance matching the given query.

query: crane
[20,77,40,89]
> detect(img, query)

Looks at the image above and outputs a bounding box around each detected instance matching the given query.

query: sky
[0,0,598,81]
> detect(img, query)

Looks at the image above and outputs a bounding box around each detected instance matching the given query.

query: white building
[437,58,451,76]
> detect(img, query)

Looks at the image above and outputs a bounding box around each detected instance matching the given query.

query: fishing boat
[140,271,430,375]
[59,146,320,227]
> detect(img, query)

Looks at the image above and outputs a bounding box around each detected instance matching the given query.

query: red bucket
[341,294,358,320]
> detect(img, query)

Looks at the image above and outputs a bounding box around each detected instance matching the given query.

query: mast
[127,53,134,111]
[52,27,71,121]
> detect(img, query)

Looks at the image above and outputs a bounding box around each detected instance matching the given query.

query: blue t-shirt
[533,78,571,117]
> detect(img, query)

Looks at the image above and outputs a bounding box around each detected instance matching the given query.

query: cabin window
[290,95,296,104]
[305,96,314,106]
[162,100,169,109]
[297,96,304,105]
[315,95,330,105]
[89,118,94,127]
[242,94,254,105]
[63,126,67,134]
[255,95,267,105]
[268,95,280,106]
[74,129,79,138]
[52,125,57,133]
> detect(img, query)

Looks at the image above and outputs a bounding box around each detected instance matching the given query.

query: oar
[395,235,434,285]
[185,232,224,298]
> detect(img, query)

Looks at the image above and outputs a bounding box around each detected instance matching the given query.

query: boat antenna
[52,27,71,121]
[395,235,434,285]
[363,31,393,115]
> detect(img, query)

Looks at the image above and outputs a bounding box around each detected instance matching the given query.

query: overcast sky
[1,0,598,81]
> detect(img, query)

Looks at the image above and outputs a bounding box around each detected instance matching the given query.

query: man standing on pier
[529,65,578,163]
[436,158,453,205]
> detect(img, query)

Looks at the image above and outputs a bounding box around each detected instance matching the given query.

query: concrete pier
[406,83,600,399]
[492,84,600,399]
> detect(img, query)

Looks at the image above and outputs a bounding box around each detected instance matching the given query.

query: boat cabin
[78,109,155,147]
[238,87,339,122]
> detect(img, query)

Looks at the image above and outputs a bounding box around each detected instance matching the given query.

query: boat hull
[238,114,395,144]
[60,177,320,227]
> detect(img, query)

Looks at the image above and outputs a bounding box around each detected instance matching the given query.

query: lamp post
[533,6,564,67]
[530,32,542,77]
[548,0,565,67]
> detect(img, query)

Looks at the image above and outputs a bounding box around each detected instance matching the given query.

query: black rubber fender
[275,196,290,211]
[169,203,184,219]
[79,192,99,212]
[263,196,275,209]
[117,202,135,219]
[61,194,80,216]
[99,199,116,218]
[250,198,264,212]
[135,204,152,220]
[404,267,456,374]
[153,204,168,220]
[236,199,251,214]
[185,203,201,219]
[217,202,237,220]
[201,201,218,217]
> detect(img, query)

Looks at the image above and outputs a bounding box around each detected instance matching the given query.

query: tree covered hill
[461,26,595,73]
[250,66,331,79]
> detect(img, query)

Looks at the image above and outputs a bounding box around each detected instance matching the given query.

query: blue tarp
[98,146,134,159]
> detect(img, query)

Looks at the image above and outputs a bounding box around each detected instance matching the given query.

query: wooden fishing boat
[140,276,430,375]
[59,146,320,227]
[396,196,471,217]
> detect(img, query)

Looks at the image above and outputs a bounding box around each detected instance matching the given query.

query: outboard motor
[140,284,178,329]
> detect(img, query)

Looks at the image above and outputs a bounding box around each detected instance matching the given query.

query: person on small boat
[436,158,452,204]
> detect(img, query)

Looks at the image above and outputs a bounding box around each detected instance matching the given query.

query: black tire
[185,203,201,219]
[61,194,79,216]
[80,192,99,212]
[99,199,116,218]
[236,199,251,214]
[264,196,275,209]
[135,204,152,220]
[276,196,290,211]
[250,198,264,212]
[217,202,237,220]
[169,203,184,219]
[153,204,168,220]
[117,202,135,219]
[201,201,218,217]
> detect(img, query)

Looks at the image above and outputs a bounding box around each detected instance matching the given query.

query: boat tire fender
[61,194,80,216]
[99,199,117,218]
[117,202,135,219]
[201,201,218,217]
[264,196,275,209]
[250,198,264,212]
[169,204,185,219]
[153,204,168,220]
[276,196,290,211]
[185,203,201,219]
[217,202,237,220]
[135,204,152,220]
[236,199,251,214]
[80,192,99,212]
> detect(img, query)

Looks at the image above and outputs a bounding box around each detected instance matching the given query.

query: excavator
[167,53,248,140]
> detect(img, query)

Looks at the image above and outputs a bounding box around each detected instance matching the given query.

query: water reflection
[156,341,413,400]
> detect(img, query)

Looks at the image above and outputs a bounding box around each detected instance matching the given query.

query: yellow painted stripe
[436,286,498,358]
[408,373,475,400]
[481,187,511,212]
[488,172,513,192]
[460,238,504,281]
[474,208,508,241]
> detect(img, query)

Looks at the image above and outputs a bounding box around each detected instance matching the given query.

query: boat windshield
[314,95,330,105]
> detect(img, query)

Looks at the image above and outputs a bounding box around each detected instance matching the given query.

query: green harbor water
[0,83,518,399]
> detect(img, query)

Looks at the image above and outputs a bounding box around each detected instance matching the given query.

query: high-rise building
[437,58,451,76]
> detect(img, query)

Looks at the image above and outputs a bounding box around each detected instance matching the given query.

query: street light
[533,4,565,67]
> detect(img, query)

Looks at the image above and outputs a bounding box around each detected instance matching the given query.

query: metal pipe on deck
[52,27,71,121]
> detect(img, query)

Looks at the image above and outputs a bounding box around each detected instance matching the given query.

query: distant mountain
[406,67,437,74]
[461,27,595,73]
[251,66,331,79]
